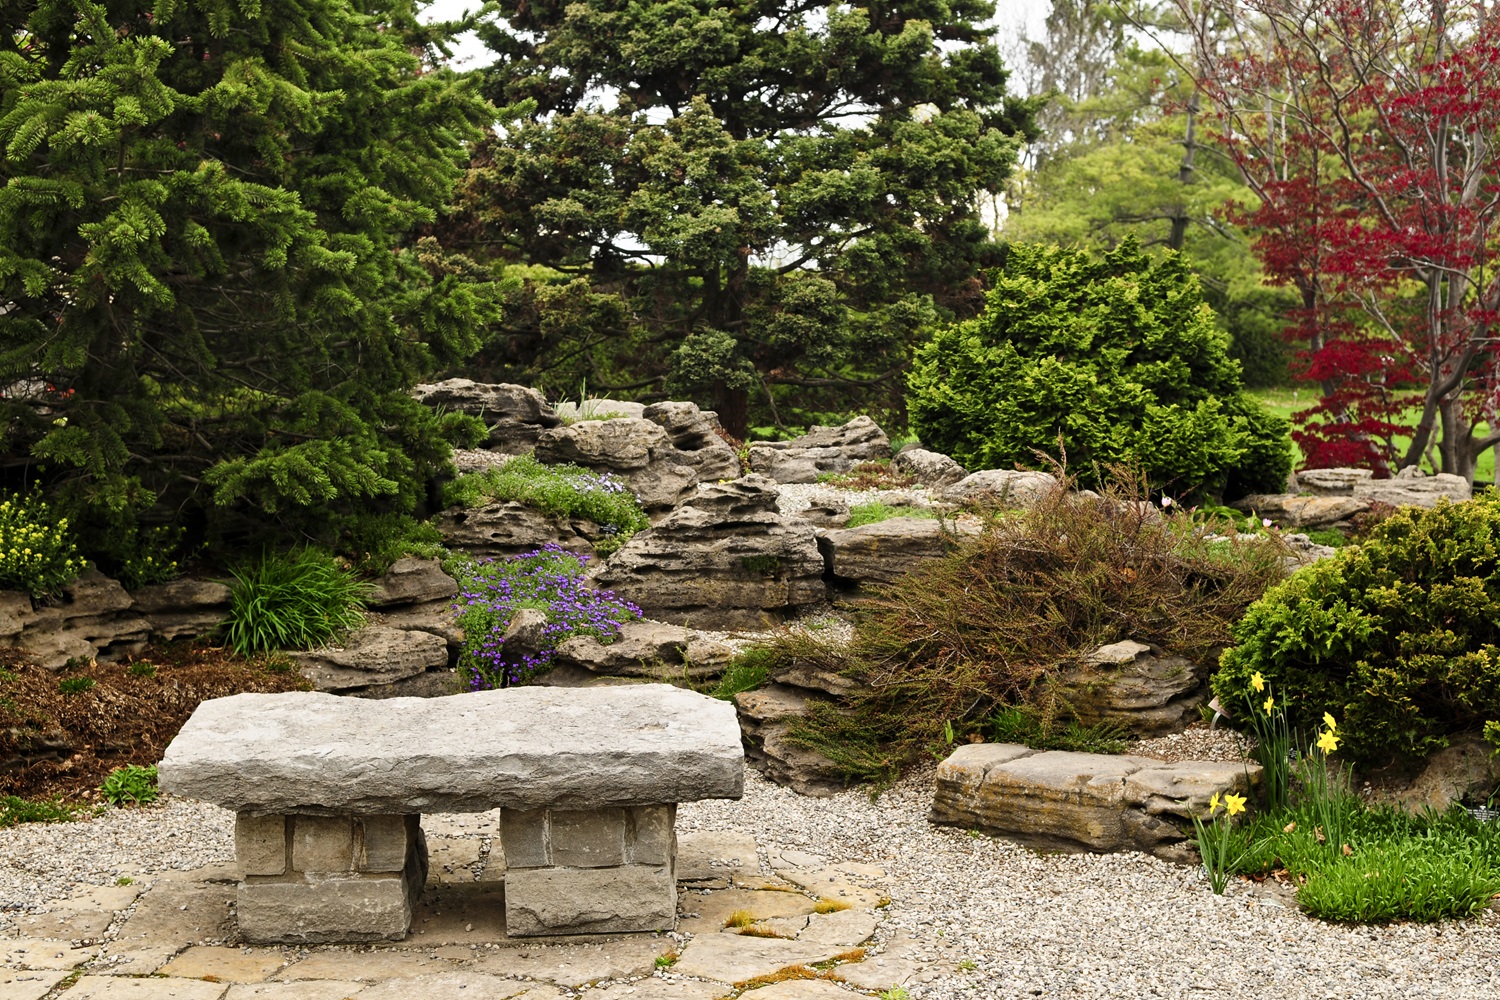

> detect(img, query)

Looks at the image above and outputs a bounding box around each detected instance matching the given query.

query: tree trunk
[714,382,750,440]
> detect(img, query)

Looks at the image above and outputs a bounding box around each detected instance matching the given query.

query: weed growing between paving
[772,475,1287,782]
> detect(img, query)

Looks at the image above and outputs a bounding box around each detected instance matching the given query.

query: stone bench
[158,684,743,944]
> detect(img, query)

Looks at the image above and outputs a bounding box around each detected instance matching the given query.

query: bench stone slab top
[159,684,743,815]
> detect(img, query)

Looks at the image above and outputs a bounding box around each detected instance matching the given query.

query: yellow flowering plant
[1193,788,1251,894]
[0,492,84,597]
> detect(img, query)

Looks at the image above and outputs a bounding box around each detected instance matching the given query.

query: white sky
[422,0,1052,75]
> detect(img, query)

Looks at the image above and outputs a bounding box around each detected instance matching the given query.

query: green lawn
[1247,388,1495,486]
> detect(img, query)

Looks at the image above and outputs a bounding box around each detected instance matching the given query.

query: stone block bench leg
[500,804,677,935]
[234,812,428,944]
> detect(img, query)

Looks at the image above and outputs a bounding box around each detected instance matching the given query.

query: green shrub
[58,676,95,695]
[1221,392,1294,499]
[116,525,186,591]
[99,765,159,806]
[0,492,84,596]
[1216,492,1500,766]
[845,503,939,528]
[443,456,649,556]
[222,548,369,656]
[907,240,1289,500]
[340,513,446,576]
[711,647,781,701]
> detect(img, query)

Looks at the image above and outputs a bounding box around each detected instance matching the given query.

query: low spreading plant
[443,456,649,555]
[57,676,95,695]
[988,705,1129,754]
[844,503,939,529]
[817,461,916,491]
[1216,491,1500,766]
[0,492,84,597]
[711,648,778,701]
[99,764,159,806]
[451,545,640,689]
[222,548,369,655]
[0,795,79,827]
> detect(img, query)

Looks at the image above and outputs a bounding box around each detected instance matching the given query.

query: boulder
[745,416,891,484]
[365,558,457,609]
[0,569,152,669]
[940,469,1057,508]
[642,401,743,481]
[1353,467,1471,507]
[1231,493,1368,529]
[552,620,735,679]
[436,501,599,558]
[891,448,967,488]
[374,599,464,652]
[1294,468,1373,496]
[289,626,450,692]
[412,379,561,452]
[794,499,850,528]
[129,576,232,643]
[535,418,700,511]
[1385,732,1500,815]
[734,684,846,796]
[591,476,827,629]
[929,743,1260,860]
[1047,640,1211,737]
[819,516,975,590]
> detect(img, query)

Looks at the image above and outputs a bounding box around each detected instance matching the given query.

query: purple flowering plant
[451,543,640,689]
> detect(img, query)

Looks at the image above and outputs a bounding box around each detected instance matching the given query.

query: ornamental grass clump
[452,544,640,689]
[771,473,1287,782]
[0,492,84,597]
[222,548,369,655]
[443,456,649,555]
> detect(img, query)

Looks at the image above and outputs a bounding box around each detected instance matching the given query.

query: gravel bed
[680,767,1500,1000]
[773,481,938,516]
[1131,722,1249,763]
[0,798,234,927]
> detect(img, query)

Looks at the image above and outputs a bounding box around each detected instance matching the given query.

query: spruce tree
[0,0,496,567]
[454,0,1038,435]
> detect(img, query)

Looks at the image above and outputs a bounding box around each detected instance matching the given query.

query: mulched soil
[0,642,309,804]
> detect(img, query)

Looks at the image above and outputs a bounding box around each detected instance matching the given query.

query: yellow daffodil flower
[1250,671,1265,693]
[1263,695,1275,716]
[1317,729,1340,754]
[1208,792,1221,814]
[1323,712,1337,731]
[1224,794,1247,817]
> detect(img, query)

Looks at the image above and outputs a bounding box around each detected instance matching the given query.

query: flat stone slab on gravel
[221,984,370,1000]
[676,830,760,887]
[159,684,743,813]
[0,937,96,970]
[577,982,724,1000]
[64,978,229,1000]
[273,949,459,982]
[469,938,670,986]
[750,982,867,999]
[0,970,69,1000]
[357,973,566,1000]
[157,945,288,983]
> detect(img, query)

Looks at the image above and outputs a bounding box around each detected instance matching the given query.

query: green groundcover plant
[222,548,368,656]
[444,456,649,556]
[1216,491,1500,766]
[99,765,159,807]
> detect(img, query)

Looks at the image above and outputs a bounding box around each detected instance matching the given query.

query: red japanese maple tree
[1171,0,1500,479]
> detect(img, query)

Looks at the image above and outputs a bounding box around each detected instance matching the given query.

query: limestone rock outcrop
[734,684,846,796]
[1047,639,1212,737]
[643,402,743,482]
[930,743,1260,860]
[412,379,561,453]
[551,620,736,679]
[746,417,891,484]
[436,501,601,558]
[592,476,827,629]
[891,448,967,488]
[819,516,977,590]
[940,469,1058,508]
[535,418,700,512]
[289,626,450,693]
[1237,465,1472,530]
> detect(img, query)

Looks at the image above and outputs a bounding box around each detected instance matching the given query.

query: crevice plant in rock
[451,544,640,689]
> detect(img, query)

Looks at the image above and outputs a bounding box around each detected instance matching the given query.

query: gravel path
[7,770,1495,999]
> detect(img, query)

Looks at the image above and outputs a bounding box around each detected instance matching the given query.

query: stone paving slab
[357,972,566,999]
[273,949,460,981]
[222,982,368,1000]
[0,937,95,970]
[677,887,817,935]
[469,938,669,987]
[16,884,141,942]
[676,831,759,888]
[157,945,289,982]
[575,982,724,1000]
[402,884,507,944]
[750,982,866,998]
[97,880,235,974]
[670,933,862,984]
[65,977,229,999]
[0,970,68,1000]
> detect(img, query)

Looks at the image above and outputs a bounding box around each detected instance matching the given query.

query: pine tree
[452,0,1038,436]
[0,0,498,566]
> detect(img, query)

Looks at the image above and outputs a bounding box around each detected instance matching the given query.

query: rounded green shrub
[223,548,369,656]
[906,239,1289,500]
[0,492,84,597]
[1216,492,1500,766]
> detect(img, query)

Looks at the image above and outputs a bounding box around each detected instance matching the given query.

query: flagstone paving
[0,825,897,998]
